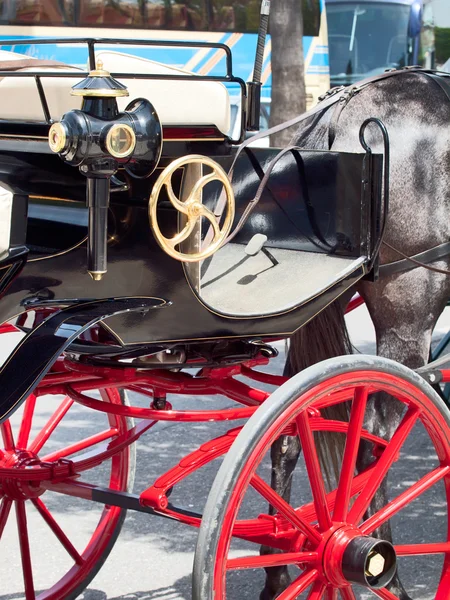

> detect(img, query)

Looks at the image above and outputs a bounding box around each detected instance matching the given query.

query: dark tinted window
[4,0,321,33]
[78,0,143,27]
[10,0,74,24]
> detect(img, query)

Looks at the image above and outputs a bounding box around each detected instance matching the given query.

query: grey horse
[261,71,450,600]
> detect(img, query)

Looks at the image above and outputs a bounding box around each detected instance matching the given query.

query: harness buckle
[318,85,345,102]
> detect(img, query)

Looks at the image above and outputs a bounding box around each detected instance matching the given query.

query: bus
[325,0,435,87]
[0,0,330,115]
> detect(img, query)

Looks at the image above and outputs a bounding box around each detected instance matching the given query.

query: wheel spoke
[296,411,333,531]
[29,395,74,454]
[166,179,189,214]
[41,427,119,462]
[307,580,327,599]
[17,394,37,449]
[348,406,420,525]
[227,551,318,570]
[360,465,450,535]
[395,542,450,555]
[340,587,356,600]
[334,387,368,521]
[32,498,84,564]
[169,217,197,248]
[276,570,319,600]
[199,204,221,239]
[188,171,218,203]
[372,588,399,600]
[251,473,322,543]
[15,501,36,600]
[326,588,338,600]
[1,420,15,451]
[0,497,12,539]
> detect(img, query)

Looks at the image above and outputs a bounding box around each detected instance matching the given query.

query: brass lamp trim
[48,122,67,153]
[71,88,129,98]
[105,123,136,158]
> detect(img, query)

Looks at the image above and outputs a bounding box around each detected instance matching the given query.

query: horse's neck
[292,107,333,150]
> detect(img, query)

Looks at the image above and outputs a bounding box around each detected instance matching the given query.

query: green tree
[436,27,450,65]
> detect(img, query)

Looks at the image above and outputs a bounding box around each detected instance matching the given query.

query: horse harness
[215,67,450,279]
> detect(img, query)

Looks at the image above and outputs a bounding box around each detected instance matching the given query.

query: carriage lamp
[48,60,162,281]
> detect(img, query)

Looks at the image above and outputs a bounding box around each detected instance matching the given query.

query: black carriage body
[0,38,384,422]
[0,143,380,345]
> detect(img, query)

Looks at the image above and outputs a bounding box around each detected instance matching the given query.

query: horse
[260,70,450,600]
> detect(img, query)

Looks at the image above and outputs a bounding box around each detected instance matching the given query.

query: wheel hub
[322,526,397,589]
[0,449,45,500]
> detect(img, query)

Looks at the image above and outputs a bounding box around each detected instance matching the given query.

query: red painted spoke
[227,551,318,570]
[334,387,368,521]
[251,473,322,543]
[348,406,420,525]
[17,395,37,449]
[0,497,12,539]
[29,396,74,454]
[276,569,319,600]
[340,587,356,600]
[307,580,327,599]
[32,498,84,565]
[15,501,36,600]
[1,420,15,451]
[372,588,399,600]
[42,427,118,462]
[360,465,450,535]
[297,411,333,531]
[396,542,450,556]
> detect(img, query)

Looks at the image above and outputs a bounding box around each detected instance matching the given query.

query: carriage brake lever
[48,61,162,280]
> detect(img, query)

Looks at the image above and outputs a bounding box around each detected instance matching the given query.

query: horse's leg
[357,272,450,599]
[260,300,352,600]
[260,434,301,600]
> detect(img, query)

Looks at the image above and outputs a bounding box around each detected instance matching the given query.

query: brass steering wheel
[149,155,235,262]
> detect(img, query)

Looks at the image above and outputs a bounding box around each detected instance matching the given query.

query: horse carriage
[0,17,450,600]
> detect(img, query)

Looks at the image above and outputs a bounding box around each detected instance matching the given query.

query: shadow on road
[81,575,192,600]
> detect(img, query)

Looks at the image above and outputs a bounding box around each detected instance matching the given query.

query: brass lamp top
[71,59,129,98]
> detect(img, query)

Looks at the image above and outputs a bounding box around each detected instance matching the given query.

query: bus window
[12,0,74,24]
[78,0,143,28]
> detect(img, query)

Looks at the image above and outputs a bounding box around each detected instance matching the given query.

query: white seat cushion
[0,50,230,134]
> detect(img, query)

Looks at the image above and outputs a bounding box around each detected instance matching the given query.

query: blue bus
[325,0,435,86]
[0,0,330,111]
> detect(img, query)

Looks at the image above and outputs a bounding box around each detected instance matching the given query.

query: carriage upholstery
[0,50,231,133]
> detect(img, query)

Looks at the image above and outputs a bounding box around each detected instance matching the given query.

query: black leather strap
[380,242,450,277]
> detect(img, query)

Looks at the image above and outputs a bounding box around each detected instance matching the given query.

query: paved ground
[1,304,450,600]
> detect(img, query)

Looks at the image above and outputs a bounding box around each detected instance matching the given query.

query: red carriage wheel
[193,356,450,600]
[0,387,135,599]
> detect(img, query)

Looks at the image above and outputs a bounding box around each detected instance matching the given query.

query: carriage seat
[0,50,231,134]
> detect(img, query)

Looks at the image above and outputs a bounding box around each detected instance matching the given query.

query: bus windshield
[326,2,412,85]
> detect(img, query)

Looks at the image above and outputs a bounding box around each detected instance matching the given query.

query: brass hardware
[48,122,67,153]
[149,155,235,263]
[71,58,129,98]
[71,87,129,98]
[105,123,136,158]
[88,59,110,78]
[88,271,105,282]
[365,551,385,577]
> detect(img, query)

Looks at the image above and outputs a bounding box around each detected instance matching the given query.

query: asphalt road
[1,305,450,600]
